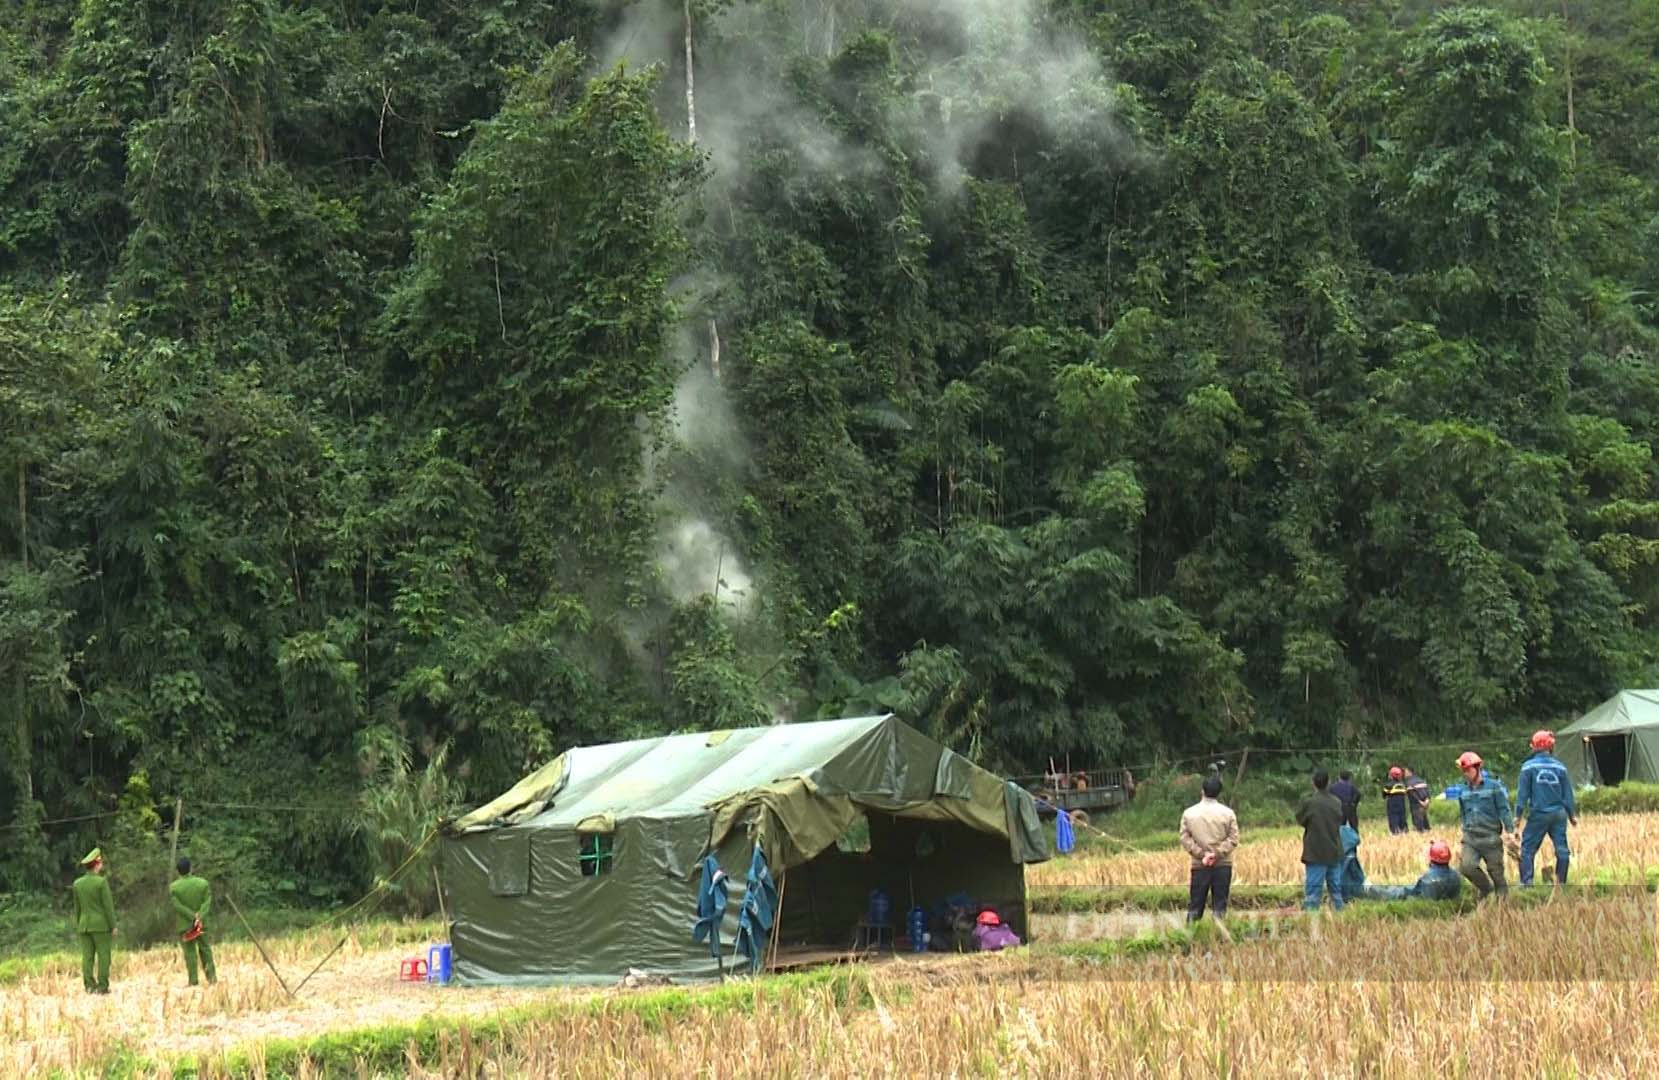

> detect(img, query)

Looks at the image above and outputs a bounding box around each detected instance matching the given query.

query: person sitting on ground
[972,910,1021,951]
[1337,823,1367,903]
[1364,841,1464,902]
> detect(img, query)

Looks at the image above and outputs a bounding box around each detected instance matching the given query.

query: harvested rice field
[4,815,1655,1078]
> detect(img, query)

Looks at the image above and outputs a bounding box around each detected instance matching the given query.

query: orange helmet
[1427,840,1452,866]
[1531,730,1555,751]
[976,910,1001,927]
[1456,751,1483,771]
[1388,766,1404,780]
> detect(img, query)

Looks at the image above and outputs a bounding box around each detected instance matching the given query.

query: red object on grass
[399,957,429,981]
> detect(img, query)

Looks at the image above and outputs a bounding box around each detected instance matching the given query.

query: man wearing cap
[1455,751,1514,899]
[1516,730,1577,887]
[71,847,118,994]
[170,856,217,986]
[1367,841,1464,902]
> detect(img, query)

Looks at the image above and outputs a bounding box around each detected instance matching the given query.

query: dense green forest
[5,0,1659,901]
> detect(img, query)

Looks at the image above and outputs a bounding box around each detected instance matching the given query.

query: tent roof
[1559,689,1659,736]
[455,715,888,830]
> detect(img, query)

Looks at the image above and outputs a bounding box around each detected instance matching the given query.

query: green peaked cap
[80,847,103,865]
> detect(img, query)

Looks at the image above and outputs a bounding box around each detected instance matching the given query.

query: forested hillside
[6,0,1659,899]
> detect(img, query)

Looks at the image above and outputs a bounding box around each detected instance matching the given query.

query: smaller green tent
[1557,690,1659,786]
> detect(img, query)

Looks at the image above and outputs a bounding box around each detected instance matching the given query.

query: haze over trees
[5,0,1659,899]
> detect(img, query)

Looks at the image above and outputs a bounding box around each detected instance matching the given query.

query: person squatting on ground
[1179,774,1240,923]
[1404,768,1431,832]
[71,847,118,994]
[1330,770,1361,831]
[1516,730,1577,887]
[1455,751,1514,899]
[1381,766,1410,834]
[171,856,218,986]
[1296,769,1345,912]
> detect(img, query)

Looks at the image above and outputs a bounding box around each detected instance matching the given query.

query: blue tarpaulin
[733,845,778,973]
[690,855,729,958]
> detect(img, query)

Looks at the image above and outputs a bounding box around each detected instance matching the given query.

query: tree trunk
[16,459,30,804]
[684,0,722,380]
[1562,1,1576,166]
[683,0,697,145]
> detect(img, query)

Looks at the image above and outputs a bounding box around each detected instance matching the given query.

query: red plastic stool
[399,957,429,982]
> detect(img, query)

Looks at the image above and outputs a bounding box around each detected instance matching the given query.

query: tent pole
[768,873,788,971]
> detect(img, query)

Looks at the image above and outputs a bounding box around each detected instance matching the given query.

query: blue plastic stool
[427,943,453,985]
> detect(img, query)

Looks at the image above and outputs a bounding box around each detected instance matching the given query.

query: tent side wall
[1560,735,1593,787]
[1636,727,1659,784]
[446,820,736,985]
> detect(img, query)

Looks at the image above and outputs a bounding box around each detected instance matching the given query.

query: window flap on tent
[487,831,531,897]
[934,749,975,799]
[504,799,548,825]
[638,814,713,878]
[452,754,570,833]
[575,812,617,834]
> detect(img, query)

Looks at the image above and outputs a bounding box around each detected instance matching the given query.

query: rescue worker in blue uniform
[1455,750,1514,899]
[1516,729,1577,886]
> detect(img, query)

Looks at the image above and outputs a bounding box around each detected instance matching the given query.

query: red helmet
[1531,730,1555,751]
[1427,840,1452,866]
[1456,751,1483,771]
[1388,766,1404,780]
[976,910,1001,927]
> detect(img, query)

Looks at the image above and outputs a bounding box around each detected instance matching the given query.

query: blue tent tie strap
[691,855,730,958]
[734,845,778,974]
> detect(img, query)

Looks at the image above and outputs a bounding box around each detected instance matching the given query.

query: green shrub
[1577,782,1659,815]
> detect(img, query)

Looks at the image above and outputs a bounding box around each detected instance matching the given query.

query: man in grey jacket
[1179,774,1240,922]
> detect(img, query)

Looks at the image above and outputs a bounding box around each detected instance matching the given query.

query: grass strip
[1032,865,1658,916]
[1031,883,1302,913]
[127,965,879,1079]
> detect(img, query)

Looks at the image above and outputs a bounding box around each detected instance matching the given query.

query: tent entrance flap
[1589,735,1630,785]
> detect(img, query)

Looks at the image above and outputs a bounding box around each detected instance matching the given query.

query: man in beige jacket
[1180,775,1240,922]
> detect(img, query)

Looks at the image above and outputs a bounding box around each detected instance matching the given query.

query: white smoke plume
[615,0,1124,614]
[599,0,1124,196]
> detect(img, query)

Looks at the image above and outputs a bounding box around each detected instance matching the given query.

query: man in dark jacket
[1381,767,1409,834]
[1295,769,1345,912]
[1404,768,1432,832]
[1330,770,1361,830]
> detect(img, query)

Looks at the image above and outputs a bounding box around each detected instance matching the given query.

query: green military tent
[441,714,1050,985]
[1558,690,1659,787]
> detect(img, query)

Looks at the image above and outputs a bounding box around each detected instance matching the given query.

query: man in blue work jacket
[1455,750,1514,899]
[1516,730,1577,886]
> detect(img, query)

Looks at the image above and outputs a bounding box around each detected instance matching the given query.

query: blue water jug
[907,905,928,952]
[427,942,453,985]
[867,889,891,926]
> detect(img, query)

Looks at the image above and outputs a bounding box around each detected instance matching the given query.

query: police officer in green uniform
[170,856,217,986]
[71,847,117,994]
